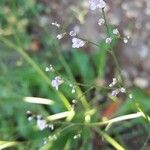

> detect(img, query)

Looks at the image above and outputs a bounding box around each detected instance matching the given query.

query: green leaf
[93,41,109,79]
[71,49,94,83]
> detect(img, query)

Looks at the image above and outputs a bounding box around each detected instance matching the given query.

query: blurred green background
[0,0,150,149]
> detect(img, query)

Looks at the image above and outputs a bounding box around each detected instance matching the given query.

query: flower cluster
[56,33,66,40]
[109,78,117,87]
[69,84,76,93]
[98,18,105,26]
[111,87,126,97]
[45,65,77,94]
[51,76,64,90]
[50,0,132,102]
[51,22,60,28]
[73,133,81,139]
[89,0,106,10]
[37,115,48,130]
[108,78,126,97]
[69,30,77,37]
[51,21,86,49]
[72,38,86,48]
[26,111,54,131]
[45,64,55,72]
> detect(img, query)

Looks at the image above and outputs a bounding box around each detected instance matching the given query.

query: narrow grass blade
[23,97,54,105]
[0,141,18,149]
[95,128,126,150]
[47,111,74,121]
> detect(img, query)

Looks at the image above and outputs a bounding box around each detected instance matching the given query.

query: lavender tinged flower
[89,0,106,11]
[37,119,48,130]
[69,84,76,93]
[69,30,77,37]
[51,76,63,90]
[72,38,85,48]
[111,89,120,96]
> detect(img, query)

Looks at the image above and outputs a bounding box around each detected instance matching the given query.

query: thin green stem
[42,25,90,110]
[109,50,124,86]
[77,36,100,47]
[101,8,124,86]
[55,46,90,110]
[95,128,126,150]
[102,8,111,37]
[48,112,144,127]
[0,113,145,149]
[52,66,115,89]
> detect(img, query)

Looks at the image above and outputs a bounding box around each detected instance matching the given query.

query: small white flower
[45,67,50,72]
[98,18,105,26]
[111,89,120,96]
[105,37,112,44]
[71,87,76,93]
[69,84,76,93]
[89,0,106,11]
[109,78,117,87]
[49,124,54,130]
[113,28,119,35]
[69,30,77,37]
[129,94,133,99]
[37,115,42,119]
[48,135,57,141]
[37,119,48,130]
[28,116,33,121]
[51,22,60,28]
[51,76,63,90]
[123,37,128,43]
[109,83,113,87]
[120,87,126,93]
[49,65,54,71]
[112,78,117,85]
[45,65,54,72]
[43,139,47,145]
[72,99,77,104]
[127,35,130,39]
[56,33,66,40]
[69,84,73,87]
[72,38,85,48]
[57,34,63,40]
[73,133,81,139]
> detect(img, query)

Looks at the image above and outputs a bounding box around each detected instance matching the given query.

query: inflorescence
[27,0,134,146]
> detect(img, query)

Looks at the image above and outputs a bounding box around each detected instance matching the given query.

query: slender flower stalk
[48,112,144,127]
[101,8,124,86]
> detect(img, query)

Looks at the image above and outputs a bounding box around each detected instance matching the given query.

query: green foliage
[71,49,95,83]
[0,0,150,150]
